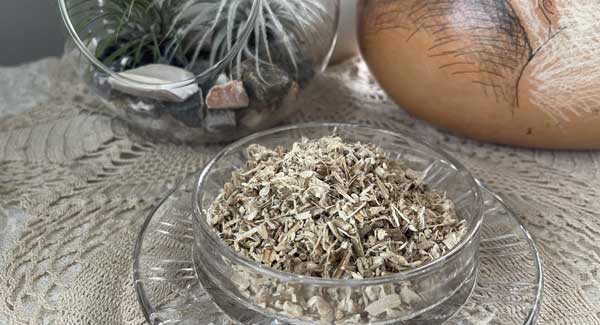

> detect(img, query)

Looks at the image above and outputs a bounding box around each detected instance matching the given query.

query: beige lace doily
[0,55,599,324]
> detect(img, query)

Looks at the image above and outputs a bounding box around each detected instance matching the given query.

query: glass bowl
[192,123,484,324]
[133,177,543,324]
[58,0,339,144]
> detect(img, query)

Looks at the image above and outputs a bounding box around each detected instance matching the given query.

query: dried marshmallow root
[211,136,468,323]
[209,136,466,279]
[308,296,335,323]
[365,294,403,317]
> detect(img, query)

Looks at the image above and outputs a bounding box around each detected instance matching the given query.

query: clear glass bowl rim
[57,0,341,91]
[192,122,485,287]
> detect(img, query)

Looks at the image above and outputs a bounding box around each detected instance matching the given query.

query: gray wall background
[0,1,67,66]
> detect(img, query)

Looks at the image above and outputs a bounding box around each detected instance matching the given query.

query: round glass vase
[58,0,339,144]
[193,123,484,324]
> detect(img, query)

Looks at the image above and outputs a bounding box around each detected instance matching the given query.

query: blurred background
[0,1,66,65]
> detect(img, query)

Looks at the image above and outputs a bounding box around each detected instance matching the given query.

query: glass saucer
[133,178,543,324]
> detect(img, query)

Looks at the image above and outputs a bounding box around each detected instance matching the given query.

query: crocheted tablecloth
[0,55,599,324]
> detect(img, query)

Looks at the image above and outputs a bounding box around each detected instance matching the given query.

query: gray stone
[239,81,300,129]
[160,90,205,128]
[206,109,237,133]
[240,61,293,104]
[265,48,316,86]
[215,73,229,85]
[290,58,317,86]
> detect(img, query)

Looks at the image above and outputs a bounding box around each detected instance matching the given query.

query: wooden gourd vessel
[359,0,600,149]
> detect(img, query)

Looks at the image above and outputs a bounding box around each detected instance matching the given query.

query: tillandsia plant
[68,0,189,70]
[69,0,333,79]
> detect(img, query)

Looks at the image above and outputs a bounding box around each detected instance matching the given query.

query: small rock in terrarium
[161,92,205,128]
[206,80,250,110]
[109,64,199,102]
[64,0,339,143]
[206,110,237,133]
[238,80,300,129]
[239,61,293,103]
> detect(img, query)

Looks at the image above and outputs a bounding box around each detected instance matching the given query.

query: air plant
[69,0,335,79]
[175,0,333,80]
[69,0,190,70]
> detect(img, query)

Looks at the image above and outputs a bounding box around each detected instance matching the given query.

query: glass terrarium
[58,0,339,143]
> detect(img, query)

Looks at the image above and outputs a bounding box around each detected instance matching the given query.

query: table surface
[0,55,599,325]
